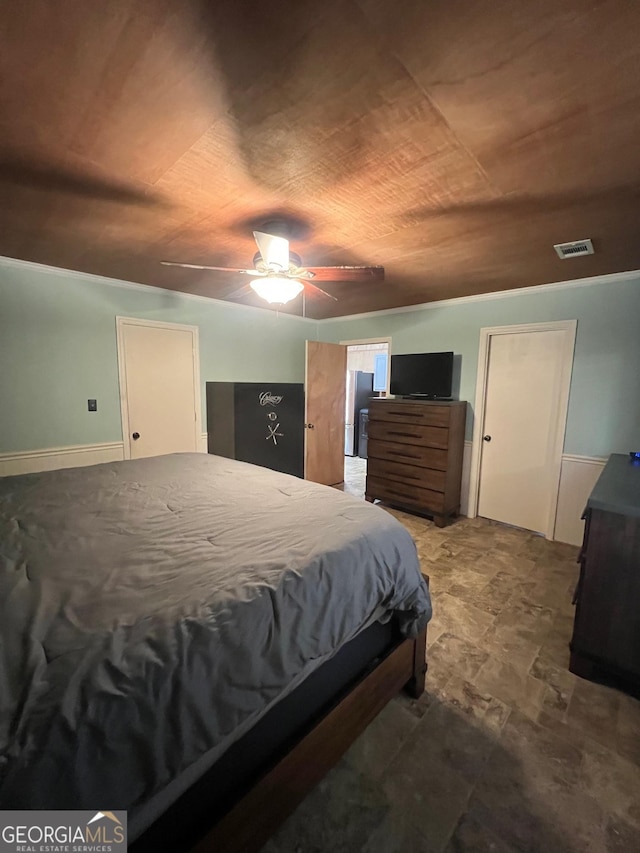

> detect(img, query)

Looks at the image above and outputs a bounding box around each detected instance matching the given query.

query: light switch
[88,399,97,412]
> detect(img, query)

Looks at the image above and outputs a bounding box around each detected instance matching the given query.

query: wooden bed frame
[192,622,428,853]
[132,577,429,853]
[154,573,428,853]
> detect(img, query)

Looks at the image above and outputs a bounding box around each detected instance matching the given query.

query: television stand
[405,395,452,401]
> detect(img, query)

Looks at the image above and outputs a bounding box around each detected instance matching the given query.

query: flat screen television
[390,351,454,398]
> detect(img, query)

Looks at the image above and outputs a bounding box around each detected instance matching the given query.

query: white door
[117,318,201,459]
[477,329,571,534]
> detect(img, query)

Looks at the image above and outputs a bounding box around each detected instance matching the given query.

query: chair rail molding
[0,441,125,477]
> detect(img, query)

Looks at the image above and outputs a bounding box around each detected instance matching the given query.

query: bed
[0,452,431,851]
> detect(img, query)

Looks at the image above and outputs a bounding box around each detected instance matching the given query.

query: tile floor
[264,457,640,852]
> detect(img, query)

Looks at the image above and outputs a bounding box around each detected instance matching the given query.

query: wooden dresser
[570,454,640,693]
[365,398,467,527]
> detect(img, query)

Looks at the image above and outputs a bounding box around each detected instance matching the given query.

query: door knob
[132,432,140,440]
[304,423,315,430]
[483,434,491,442]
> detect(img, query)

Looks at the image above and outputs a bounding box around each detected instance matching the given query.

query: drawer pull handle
[374,409,422,418]
[377,470,421,482]
[388,450,418,459]
[572,568,585,605]
[386,488,414,499]
[387,430,419,437]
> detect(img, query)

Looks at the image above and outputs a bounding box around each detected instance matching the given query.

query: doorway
[469,321,576,537]
[340,338,391,497]
[117,317,201,459]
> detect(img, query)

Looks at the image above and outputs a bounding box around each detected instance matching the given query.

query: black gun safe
[206,382,305,478]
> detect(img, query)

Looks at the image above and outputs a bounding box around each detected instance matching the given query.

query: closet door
[477,329,568,534]
[118,318,200,459]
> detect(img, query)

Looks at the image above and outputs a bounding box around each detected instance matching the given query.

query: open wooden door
[305,341,347,485]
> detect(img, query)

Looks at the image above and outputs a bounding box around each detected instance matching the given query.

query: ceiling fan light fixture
[250,276,304,304]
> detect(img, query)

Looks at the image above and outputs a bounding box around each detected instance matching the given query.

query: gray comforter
[0,453,430,838]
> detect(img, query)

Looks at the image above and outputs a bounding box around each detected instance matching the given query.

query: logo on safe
[259,391,283,407]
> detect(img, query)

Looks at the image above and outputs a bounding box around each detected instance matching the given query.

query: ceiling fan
[161,231,384,305]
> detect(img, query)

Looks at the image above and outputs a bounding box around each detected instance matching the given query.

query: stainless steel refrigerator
[344,371,373,456]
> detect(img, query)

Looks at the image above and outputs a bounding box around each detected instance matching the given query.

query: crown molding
[321,268,640,323]
[1,253,638,325]
[0,254,318,324]
[561,453,608,466]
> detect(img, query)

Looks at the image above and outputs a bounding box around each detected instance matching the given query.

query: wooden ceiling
[2,0,640,319]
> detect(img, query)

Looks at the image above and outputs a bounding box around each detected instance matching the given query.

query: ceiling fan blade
[0,152,162,207]
[304,282,338,301]
[161,261,263,274]
[303,265,385,282]
[253,231,289,270]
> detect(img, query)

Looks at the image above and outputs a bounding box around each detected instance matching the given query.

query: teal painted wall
[320,277,640,457]
[0,262,317,453]
[3,260,639,459]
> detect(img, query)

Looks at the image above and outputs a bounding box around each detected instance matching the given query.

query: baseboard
[0,441,125,477]
[0,435,210,478]
[462,443,606,546]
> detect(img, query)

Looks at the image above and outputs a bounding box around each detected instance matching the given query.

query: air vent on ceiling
[553,239,594,259]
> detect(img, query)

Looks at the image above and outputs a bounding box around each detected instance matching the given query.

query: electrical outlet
[88,399,97,412]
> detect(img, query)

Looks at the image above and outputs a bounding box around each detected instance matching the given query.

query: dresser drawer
[366,476,445,513]
[367,457,446,492]
[367,439,448,471]
[369,403,451,428]
[368,420,449,449]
